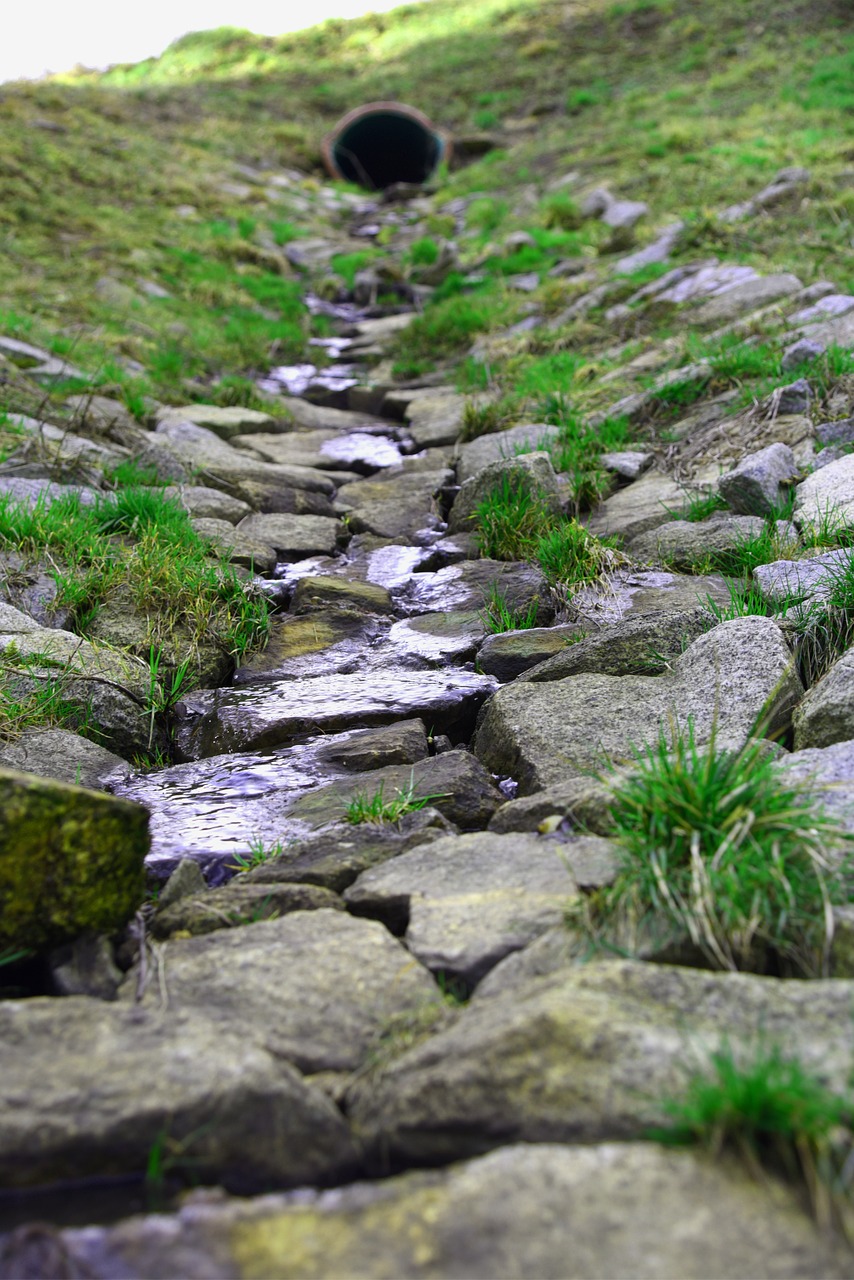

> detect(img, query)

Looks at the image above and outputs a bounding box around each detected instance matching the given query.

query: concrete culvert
[322,101,449,190]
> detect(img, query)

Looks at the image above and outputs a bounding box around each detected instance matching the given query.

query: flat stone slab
[155,421,336,495]
[52,1142,849,1280]
[455,422,559,483]
[627,513,775,571]
[157,404,276,440]
[175,669,498,758]
[151,880,343,938]
[237,429,402,474]
[235,609,388,684]
[122,911,440,1075]
[386,612,487,665]
[161,485,252,522]
[586,470,688,540]
[345,832,580,986]
[474,617,801,791]
[0,998,356,1192]
[405,393,468,447]
[348,959,854,1167]
[0,727,130,791]
[569,569,733,626]
[518,607,714,682]
[394,560,552,621]
[477,624,588,681]
[236,513,341,556]
[691,273,802,327]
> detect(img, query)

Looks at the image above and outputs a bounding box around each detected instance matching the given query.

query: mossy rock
[0,768,149,951]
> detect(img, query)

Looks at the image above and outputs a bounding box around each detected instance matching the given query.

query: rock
[448,453,562,535]
[174,669,498,759]
[157,405,277,440]
[474,617,802,792]
[815,417,854,447]
[246,810,456,893]
[781,337,826,370]
[788,295,854,327]
[455,422,559,483]
[585,469,687,540]
[772,379,812,416]
[753,549,850,606]
[581,187,648,230]
[236,513,342,557]
[0,998,357,1191]
[237,430,402,475]
[0,335,86,381]
[567,568,733,628]
[599,450,655,481]
[794,454,854,529]
[717,443,798,515]
[291,575,395,616]
[160,485,252,523]
[614,222,684,273]
[0,768,148,951]
[348,959,854,1168]
[48,934,123,1000]
[286,750,504,833]
[477,624,588,682]
[386,612,486,666]
[777,738,854,835]
[191,518,277,571]
[151,881,343,938]
[235,609,387,683]
[335,468,450,543]
[0,476,99,508]
[793,651,854,750]
[626,514,774,571]
[49,1142,849,1280]
[395,560,552,623]
[517,608,715,682]
[154,420,335,498]
[691,274,802,328]
[122,911,441,1075]
[405,393,468,448]
[345,831,580,986]
[94,276,140,308]
[0,728,130,790]
[488,776,616,836]
[158,857,207,910]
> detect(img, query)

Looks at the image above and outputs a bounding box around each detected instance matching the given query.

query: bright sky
[2,0,421,84]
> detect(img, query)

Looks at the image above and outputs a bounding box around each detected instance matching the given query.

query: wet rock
[691,274,802,327]
[795,454,854,529]
[455,423,559,483]
[161,485,252,523]
[793,651,854,750]
[345,831,585,986]
[157,405,277,440]
[488,776,616,836]
[53,1142,849,1280]
[286,750,504,833]
[291,574,395,615]
[585,470,687,540]
[191,517,277,572]
[569,568,732,627]
[235,609,386,683]
[175,668,497,759]
[122,911,441,1075]
[448,453,562,534]
[0,767,148,951]
[154,420,336,498]
[348,959,854,1168]
[518,608,715,682]
[335,468,450,543]
[236,429,402,475]
[394,560,552,622]
[717,442,798,515]
[0,728,131,790]
[236,513,342,557]
[386,612,486,665]
[151,880,343,938]
[474,617,801,792]
[477,624,588,681]
[626,513,783,570]
[246,809,456,893]
[0,999,357,1192]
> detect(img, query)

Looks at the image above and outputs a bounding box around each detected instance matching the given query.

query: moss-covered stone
[0,767,149,951]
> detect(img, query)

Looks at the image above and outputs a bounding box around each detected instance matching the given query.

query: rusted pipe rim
[322,100,451,190]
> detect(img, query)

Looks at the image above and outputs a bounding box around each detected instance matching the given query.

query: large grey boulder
[50,1142,848,1280]
[348,959,854,1167]
[154,420,335,497]
[794,453,854,529]
[627,514,796,572]
[0,1000,357,1191]
[753,548,850,606]
[793,651,854,750]
[455,422,559,483]
[157,404,277,440]
[345,832,581,986]
[777,737,854,835]
[474,617,802,792]
[0,727,130,790]
[448,452,562,534]
[570,568,733,626]
[717,443,798,515]
[122,911,441,1075]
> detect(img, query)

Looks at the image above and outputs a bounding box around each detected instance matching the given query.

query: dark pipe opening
[323,102,447,190]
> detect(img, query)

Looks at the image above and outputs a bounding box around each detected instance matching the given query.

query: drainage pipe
[321,101,449,190]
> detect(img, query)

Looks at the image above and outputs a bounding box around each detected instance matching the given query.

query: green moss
[0,767,148,950]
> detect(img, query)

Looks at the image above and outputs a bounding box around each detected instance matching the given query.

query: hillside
[1,0,854,1274]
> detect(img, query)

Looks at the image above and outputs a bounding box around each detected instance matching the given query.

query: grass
[595,722,853,976]
[345,773,447,825]
[0,665,94,743]
[229,835,285,872]
[0,490,270,666]
[480,584,540,634]
[666,491,728,523]
[655,1043,854,1236]
[459,394,520,443]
